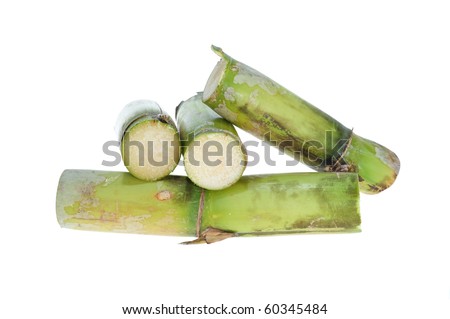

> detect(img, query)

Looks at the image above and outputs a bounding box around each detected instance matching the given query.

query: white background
[1,1,449,318]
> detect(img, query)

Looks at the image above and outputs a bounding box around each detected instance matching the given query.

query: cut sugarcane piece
[56,170,361,243]
[203,46,400,194]
[176,93,246,190]
[115,100,180,181]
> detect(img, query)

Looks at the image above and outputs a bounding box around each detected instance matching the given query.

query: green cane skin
[203,172,360,234]
[176,93,242,147]
[56,170,361,239]
[56,170,199,236]
[202,46,400,194]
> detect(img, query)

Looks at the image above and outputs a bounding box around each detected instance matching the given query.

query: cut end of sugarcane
[203,58,227,102]
[184,132,246,190]
[122,119,180,181]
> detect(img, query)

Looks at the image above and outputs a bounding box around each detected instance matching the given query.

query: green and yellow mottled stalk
[56,170,360,243]
[176,93,247,190]
[202,46,400,194]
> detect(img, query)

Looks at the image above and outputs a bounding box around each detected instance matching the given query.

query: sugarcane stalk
[202,46,400,194]
[115,100,180,181]
[56,169,361,244]
[175,93,247,190]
